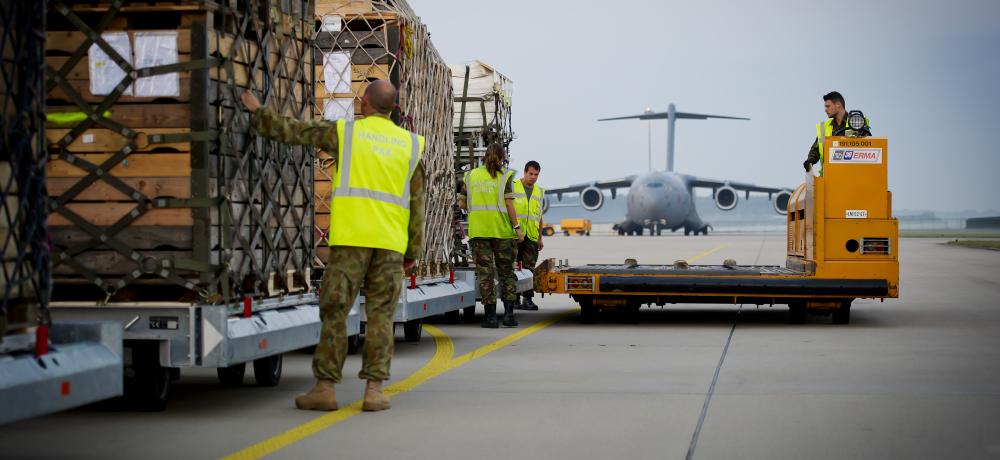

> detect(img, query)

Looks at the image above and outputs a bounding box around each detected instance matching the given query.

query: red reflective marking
[449,270,455,284]
[243,297,252,318]
[410,273,417,289]
[260,339,268,349]
[422,303,427,311]
[35,326,49,356]
[61,381,71,396]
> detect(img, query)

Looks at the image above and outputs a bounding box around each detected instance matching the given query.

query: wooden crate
[45,1,316,302]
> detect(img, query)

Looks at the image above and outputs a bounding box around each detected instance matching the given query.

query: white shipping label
[323,98,354,121]
[320,15,343,32]
[829,148,882,164]
[845,210,868,219]
[134,31,180,97]
[323,51,352,94]
[88,32,133,96]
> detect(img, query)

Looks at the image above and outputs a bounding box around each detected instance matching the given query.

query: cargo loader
[536,122,898,325]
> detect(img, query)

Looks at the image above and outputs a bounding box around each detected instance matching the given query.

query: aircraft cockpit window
[646,182,664,188]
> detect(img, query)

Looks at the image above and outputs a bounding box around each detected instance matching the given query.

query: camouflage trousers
[516,239,539,298]
[470,238,517,306]
[314,246,403,383]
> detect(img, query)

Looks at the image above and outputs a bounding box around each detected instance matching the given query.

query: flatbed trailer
[536,262,893,324]
[364,267,534,342]
[49,293,361,410]
[0,321,123,424]
[537,133,899,325]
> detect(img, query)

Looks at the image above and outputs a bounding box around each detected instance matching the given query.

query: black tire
[622,304,641,324]
[444,308,461,324]
[463,305,476,321]
[403,319,423,342]
[217,362,246,387]
[580,300,599,324]
[347,334,361,355]
[832,301,852,325]
[563,231,570,236]
[788,302,807,324]
[124,341,171,412]
[585,231,590,236]
[253,354,283,387]
[618,228,625,236]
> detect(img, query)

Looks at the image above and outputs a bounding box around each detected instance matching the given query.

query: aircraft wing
[545,175,637,197]
[684,175,790,195]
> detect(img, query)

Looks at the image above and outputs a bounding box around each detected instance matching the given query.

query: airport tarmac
[3,233,999,460]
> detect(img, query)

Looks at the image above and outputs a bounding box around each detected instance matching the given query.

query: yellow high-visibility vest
[816,115,872,162]
[328,117,424,254]
[465,166,515,239]
[512,179,544,242]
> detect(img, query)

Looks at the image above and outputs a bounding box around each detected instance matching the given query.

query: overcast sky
[412,0,998,213]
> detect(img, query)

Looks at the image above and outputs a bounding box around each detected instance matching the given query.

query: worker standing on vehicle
[241,80,424,412]
[459,143,524,328]
[804,91,847,172]
[513,161,544,311]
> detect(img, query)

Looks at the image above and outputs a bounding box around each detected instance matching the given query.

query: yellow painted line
[686,243,732,263]
[222,314,570,460]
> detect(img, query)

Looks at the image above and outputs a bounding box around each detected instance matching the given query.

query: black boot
[502,301,519,327]
[520,294,539,311]
[481,304,499,328]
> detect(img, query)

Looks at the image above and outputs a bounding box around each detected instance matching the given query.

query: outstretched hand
[241,91,261,113]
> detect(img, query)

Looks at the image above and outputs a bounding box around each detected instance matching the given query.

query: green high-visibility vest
[512,179,544,242]
[328,117,424,254]
[465,166,515,239]
[816,115,872,162]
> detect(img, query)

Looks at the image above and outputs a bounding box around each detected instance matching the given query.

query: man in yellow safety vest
[804,91,847,172]
[513,161,544,310]
[459,143,525,328]
[241,80,424,413]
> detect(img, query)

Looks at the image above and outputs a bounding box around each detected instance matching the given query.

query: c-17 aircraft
[544,103,792,235]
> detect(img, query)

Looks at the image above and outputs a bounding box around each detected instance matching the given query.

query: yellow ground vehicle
[560,219,592,236]
[536,130,898,325]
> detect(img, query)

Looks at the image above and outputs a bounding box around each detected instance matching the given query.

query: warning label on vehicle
[830,148,882,164]
[845,210,868,219]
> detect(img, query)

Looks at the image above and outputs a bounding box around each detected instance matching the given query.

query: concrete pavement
[3,233,998,459]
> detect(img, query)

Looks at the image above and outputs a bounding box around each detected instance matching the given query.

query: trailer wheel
[217,362,246,387]
[125,341,171,412]
[564,231,570,236]
[832,301,852,325]
[253,354,283,387]
[444,309,461,324]
[788,302,807,324]
[403,319,423,342]
[622,304,641,324]
[463,305,476,321]
[347,334,361,355]
[580,301,598,324]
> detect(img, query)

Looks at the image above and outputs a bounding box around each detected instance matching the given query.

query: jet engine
[580,186,604,211]
[773,190,791,215]
[541,196,550,214]
[714,185,738,211]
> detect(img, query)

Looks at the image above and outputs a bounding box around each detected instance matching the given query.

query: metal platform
[470,267,535,299]
[50,292,359,369]
[0,321,123,425]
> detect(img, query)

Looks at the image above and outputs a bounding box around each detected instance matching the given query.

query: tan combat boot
[294,379,338,411]
[362,380,390,412]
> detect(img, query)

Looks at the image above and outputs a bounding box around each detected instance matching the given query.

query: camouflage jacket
[252,108,425,259]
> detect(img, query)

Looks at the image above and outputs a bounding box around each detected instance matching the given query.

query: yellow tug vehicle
[536,113,898,325]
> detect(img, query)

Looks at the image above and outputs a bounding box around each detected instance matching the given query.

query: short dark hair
[823,91,845,107]
[524,161,540,172]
